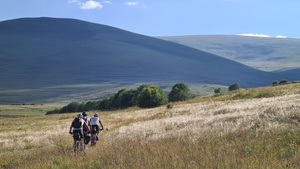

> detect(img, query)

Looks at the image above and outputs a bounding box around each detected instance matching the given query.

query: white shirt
[90,117,99,125]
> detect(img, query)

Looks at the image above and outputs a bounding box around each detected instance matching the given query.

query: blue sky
[1,0,299,38]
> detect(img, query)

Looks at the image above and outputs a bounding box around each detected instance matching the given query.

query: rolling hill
[0,18,298,104]
[158,35,300,72]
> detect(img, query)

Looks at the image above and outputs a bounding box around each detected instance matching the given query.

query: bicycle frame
[90,131,97,146]
[72,132,85,153]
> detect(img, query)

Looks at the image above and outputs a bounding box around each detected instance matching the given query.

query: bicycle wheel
[74,140,80,153]
[91,134,96,146]
[80,140,85,152]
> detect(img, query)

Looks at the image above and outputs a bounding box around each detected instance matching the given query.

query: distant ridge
[0,17,298,103]
[158,35,300,72]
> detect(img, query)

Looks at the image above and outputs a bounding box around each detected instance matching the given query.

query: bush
[111,88,138,109]
[214,88,221,94]
[168,83,191,102]
[59,102,80,113]
[98,97,113,111]
[279,79,288,85]
[137,85,168,108]
[228,83,240,91]
[272,81,279,86]
[45,108,60,115]
[83,101,99,111]
[166,104,173,109]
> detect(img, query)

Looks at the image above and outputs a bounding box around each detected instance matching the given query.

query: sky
[0,0,300,39]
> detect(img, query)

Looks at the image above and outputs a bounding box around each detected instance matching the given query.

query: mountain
[0,18,297,104]
[158,35,300,72]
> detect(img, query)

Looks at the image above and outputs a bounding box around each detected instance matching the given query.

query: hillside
[0,18,298,104]
[1,83,300,168]
[158,35,300,72]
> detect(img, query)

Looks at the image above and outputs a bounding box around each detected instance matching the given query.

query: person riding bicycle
[69,113,90,142]
[82,112,91,144]
[89,113,104,141]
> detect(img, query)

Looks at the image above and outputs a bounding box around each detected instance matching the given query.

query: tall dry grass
[0,84,300,168]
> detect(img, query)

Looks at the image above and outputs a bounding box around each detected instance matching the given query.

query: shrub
[84,101,99,111]
[214,88,221,94]
[98,97,113,111]
[137,85,168,108]
[168,83,191,102]
[272,81,279,86]
[111,88,138,109]
[228,83,240,91]
[45,108,60,115]
[166,104,173,109]
[279,79,288,85]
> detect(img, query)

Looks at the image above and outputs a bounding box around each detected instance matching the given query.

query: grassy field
[0,83,300,168]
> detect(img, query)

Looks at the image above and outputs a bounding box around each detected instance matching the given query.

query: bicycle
[70,132,85,153]
[90,127,103,146]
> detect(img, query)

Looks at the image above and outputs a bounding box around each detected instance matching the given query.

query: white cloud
[238,33,271,38]
[238,34,287,38]
[69,0,102,10]
[80,0,102,9]
[125,2,139,6]
[275,35,287,39]
[124,1,147,8]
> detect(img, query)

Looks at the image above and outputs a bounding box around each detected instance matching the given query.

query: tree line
[46,80,297,115]
[46,83,191,115]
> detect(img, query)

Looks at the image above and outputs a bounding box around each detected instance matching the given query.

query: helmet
[77,113,83,119]
[94,113,98,117]
[82,112,87,117]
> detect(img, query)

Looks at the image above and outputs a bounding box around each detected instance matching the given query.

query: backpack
[73,118,82,128]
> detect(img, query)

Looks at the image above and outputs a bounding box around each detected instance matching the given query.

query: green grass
[190,83,300,103]
[1,126,299,169]
[1,83,300,168]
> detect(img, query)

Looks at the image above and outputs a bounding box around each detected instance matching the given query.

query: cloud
[238,33,287,38]
[275,35,287,39]
[124,1,147,8]
[238,33,271,38]
[80,0,102,9]
[69,0,102,10]
[124,2,139,6]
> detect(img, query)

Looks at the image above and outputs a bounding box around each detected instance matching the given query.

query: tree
[168,83,191,102]
[214,88,221,94]
[228,83,240,91]
[84,101,99,111]
[111,88,138,109]
[137,85,168,108]
[272,81,279,86]
[98,97,113,111]
[279,79,288,85]
[137,84,151,93]
[46,108,60,115]
[78,102,85,112]
[66,102,80,112]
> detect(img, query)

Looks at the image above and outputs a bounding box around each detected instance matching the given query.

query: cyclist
[82,112,91,144]
[69,113,90,143]
[90,113,104,141]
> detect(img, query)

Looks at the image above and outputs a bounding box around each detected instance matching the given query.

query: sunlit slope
[1,83,300,168]
[159,35,300,72]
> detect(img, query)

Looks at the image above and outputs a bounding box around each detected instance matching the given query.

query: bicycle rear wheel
[91,134,97,146]
[74,140,80,152]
